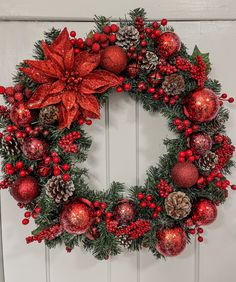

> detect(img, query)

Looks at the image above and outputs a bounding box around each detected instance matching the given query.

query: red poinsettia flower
[20,28,120,129]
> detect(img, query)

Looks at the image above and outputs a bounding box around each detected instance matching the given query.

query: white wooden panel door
[0,2,236,282]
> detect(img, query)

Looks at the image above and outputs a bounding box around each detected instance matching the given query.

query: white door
[0,1,236,282]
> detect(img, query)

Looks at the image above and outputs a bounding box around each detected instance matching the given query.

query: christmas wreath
[0,8,235,260]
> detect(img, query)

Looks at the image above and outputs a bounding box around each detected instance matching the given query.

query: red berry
[92,43,100,53]
[189,228,195,235]
[152,21,158,29]
[146,194,152,201]
[24,211,31,218]
[106,212,112,218]
[145,27,152,34]
[137,192,144,200]
[140,201,147,208]
[22,218,29,225]
[70,31,76,37]
[221,93,227,99]
[103,25,111,34]
[19,170,27,177]
[228,97,234,103]
[15,161,24,170]
[231,185,236,190]
[152,212,158,218]
[179,151,186,158]
[198,236,203,242]
[101,202,107,209]
[197,227,203,234]
[5,135,12,142]
[5,163,12,170]
[93,201,100,208]
[153,29,161,37]
[183,120,190,127]
[116,86,123,93]
[63,174,71,181]
[93,33,101,42]
[110,24,119,33]
[14,92,23,101]
[35,207,41,214]
[52,156,60,164]
[149,202,156,209]
[0,86,5,94]
[174,118,181,126]
[78,118,85,125]
[100,34,107,42]
[161,19,168,26]
[123,83,131,91]
[188,156,195,162]
[5,87,15,96]
[62,164,70,171]
[109,34,117,43]
[185,149,193,157]
[85,38,93,47]
[54,168,61,176]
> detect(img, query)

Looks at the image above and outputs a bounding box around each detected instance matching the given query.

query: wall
[0,1,236,282]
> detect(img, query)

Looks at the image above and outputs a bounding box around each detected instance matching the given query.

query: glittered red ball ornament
[185,88,220,123]
[60,201,94,234]
[193,199,217,226]
[127,63,140,78]
[100,46,127,74]
[171,162,199,188]
[11,176,39,204]
[22,138,47,160]
[147,71,162,86]
[114,199,135,225]
[158,32,181,58]
[189,132,212,156]
[10,102,33,127]
[156,227,187,256]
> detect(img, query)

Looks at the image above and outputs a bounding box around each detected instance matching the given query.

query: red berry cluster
[26,223,62,243]
[58,131,81,153]
[5,124,49,140]
[158,59,177,75]
[215,135,235,170]
[116,77,132,93]
[0,105,10,119]
[0,178,11,189]
[137,192,162,218]
[0,84,32,104]
[178,149,198,163]
[219,93,234,106]
[93,201,107,224]
[176,56,206,87]
[189,226,204,242]
[156,179,172,198]
[5,161,31,177]
[22,206,41,225]
[107,219,151,240]
[173,118,199,135]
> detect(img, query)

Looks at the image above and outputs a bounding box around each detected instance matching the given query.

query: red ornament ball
[185,88,220,123]
[114,199,135,225]
[193,199,217,226]
[60,201,93,234]
[171,162,199,188]
[189,132,212,156]
[147,71,162,86]
[156,227,187,256]
[11,176,39,204]
[127,63,140,78]
[100,45,127,74]
[22,138,47,160]
[158,32,181,58]
[10,102,33,126]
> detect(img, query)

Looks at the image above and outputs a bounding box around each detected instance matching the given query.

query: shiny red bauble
[11,176,39,204]
[60,201,94,234]
[193,199,217,226]
[189,132,212,156]
[10,102,33,126]
[147,71,162,86]
[156,227,187,256]
[100,46,127,74]
[114,199,135,225]
[185,88,220,123]
[171,162,199,188]
[22,137,48,160]
[158,32,181,58]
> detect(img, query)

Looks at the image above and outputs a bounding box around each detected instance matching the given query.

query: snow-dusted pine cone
[162,74,185,96]
[141,51,159,72]
[45,176,75,203]
[165,191,192,220]
[117,234,132,248]
[0,135,21,156]
[39,105,58,126]
[197,151,218,173]
[116,25,139,50]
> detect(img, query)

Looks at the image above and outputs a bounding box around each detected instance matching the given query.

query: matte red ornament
[184,88,220,123]
[10,102,33,126]
[127,63,140,78]
[100,46,127,74]
[22,137,48,160]
[60,201,94,234]
[193,199,217,226]
[189,132,212,156]
[158,32,181,58]
[147,71,162,86]
[156,227,187,256]
[11,176,39,204]
[114,199,135,225]
[171,162,199,188]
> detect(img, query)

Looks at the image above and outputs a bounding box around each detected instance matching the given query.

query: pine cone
[116,25,139,50]
[165,191,192,220]
[117,234,132,248]
[45,175,75,203]
[39,105,58,126]
[0,135,21,156]
[141,51,159,72]
[162,74,185,96]
[197,151,218,174]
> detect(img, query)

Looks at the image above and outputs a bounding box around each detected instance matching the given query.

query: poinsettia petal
[42,41,65,72]
[80,70,120,95]
[64,42,74,71]
[51,28,73,58]
[75,51,100,77]
[62,91,76,110]
[41,93,63,107]
[27,84,52,108]
[49,80,66,94]
[20,67,53,83]
[24,59,62,78]
[58,103,78,129]
[78,94,100,118]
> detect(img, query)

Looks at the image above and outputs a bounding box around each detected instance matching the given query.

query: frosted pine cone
[0,135,21,156]
[117,234,132,248]
[197,151,218,174]
[39,105,58,126]
[141,51,159,72]
[45,176,75,203]
[165,191,192,220]
[162,74,185,96]
[116,25,139,50]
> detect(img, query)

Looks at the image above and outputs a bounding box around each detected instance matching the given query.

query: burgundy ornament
[158,32,181,58]
[114,199,135,225]
[127,63,140,78]
[185,88,220,123]
[60,200,94,234]
[10,102,33,127]
[11,176,39,204]
[193,199,217,226]
[147,71,162,86]
[156,227,187,256]
[22,137,47,160]
[189,132,213,156]
[171,162,199,188]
